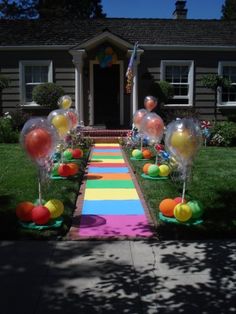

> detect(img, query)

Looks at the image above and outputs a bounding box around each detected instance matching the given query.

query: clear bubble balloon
[58,95,72,110]
[140,112,164,144]
[48,109,71,139]
[144,96,158,112]
[133,109,148,131]
[66,109,78,129]
[20,117,58,166]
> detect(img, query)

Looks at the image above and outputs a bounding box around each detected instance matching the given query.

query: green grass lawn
[0,144,89,239]
[125,146,236,239]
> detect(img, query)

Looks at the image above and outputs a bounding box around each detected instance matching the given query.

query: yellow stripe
[84,189,139,200]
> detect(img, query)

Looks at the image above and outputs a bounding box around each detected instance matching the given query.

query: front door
[93,64,120,128]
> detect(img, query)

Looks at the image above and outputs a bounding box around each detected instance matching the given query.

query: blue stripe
[89,167,129,173]
[82,200,144,215]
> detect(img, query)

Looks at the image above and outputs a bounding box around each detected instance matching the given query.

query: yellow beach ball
[174,203,192,222]
[159,164,170,176]
[45,199,64,219]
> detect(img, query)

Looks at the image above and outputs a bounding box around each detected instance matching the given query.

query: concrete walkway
[0,240,235,313]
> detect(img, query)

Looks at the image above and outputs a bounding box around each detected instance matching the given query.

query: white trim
[160,60,194,106]
[74,31,133,50]
[141,44,236,51]
[19,60,53,105]
[218,61,236,107]
[89,60,124,126]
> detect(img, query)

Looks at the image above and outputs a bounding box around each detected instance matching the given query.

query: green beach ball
[187,200,204,219]
[132,149,143,159]
[148,164,160,177]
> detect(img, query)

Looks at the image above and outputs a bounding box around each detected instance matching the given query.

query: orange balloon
[16,201,34,221]
[144,99,157,112]
[159,198,176,217]
[25,128,52,160]
[142,149,152,159]
[143,163,152,174]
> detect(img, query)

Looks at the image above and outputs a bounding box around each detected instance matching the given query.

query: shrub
[147,80,174,105]
[9,106,31,131]
[211,121,236,146]
[32,83,65,109]
[0,115,19,143]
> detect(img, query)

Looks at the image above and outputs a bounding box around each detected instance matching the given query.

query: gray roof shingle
[0,18,236,47]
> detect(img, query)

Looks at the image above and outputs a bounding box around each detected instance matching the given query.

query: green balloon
[132,149,143,159]
[52,163,59,176]
[63,150,73,160]
[148,164,160,177]
[187,200,204,219]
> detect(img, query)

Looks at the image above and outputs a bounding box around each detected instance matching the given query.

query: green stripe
[86,180,135,189]
[92,155,123,159]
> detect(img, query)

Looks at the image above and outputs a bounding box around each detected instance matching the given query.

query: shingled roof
[0,18,236,47]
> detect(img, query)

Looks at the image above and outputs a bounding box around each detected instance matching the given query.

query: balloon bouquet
[18,117,65,227]
[158,118,204,224]
[131,96,158,160]
[48,95,82,179]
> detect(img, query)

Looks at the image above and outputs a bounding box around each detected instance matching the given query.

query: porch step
[81,129,129,144]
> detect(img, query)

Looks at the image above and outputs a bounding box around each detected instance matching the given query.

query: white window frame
[160,60,194,106]
[19,60,53,105]
[218,61,236,107]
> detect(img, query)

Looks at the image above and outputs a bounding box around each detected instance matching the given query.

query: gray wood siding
[0,50,75,113]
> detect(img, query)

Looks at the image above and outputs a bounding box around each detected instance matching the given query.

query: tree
[221,0,236,20]
[37,0,106,19]
[0,0,38,19]
[0,0,106,19]
[201,74,231,121]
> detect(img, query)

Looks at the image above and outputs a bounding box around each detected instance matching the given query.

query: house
[0,0,236,127]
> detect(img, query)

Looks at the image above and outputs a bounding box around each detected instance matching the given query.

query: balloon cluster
[142,163,170,178]
[159,198,204,223]
[131,148,153,160]
[16,199,64,225]
[96,47,117,68]
[63,148,83,161]
[165,118,202,180]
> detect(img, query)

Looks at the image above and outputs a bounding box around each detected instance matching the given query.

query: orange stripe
[85,173,132,180]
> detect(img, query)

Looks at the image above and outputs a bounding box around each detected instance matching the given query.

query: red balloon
[67,162,79,176]
[24,128,52,160]
[58,164,71,177]
[32,206,50,225]
[144,96,157,112]
[72,148,83,159]
[16,201,34,221]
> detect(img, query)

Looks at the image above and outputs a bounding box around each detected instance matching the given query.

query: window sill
[164,104,192,107]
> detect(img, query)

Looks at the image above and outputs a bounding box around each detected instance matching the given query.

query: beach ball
[159,164,170,177]
[58,164,71,177]
[159,198,176,217]
[31,205,51,225]
[174,197,186,205]
[187,200,204,219]
[148,164,160,177]
[45,199,64,219]
[174,203,192,222]
[72,148,83,159]
[63,149,73,161]
[143,163,152,174]
[142,149,152,159]
[16,201,34,221]
[132,149,143,159]
[67,162,79,176]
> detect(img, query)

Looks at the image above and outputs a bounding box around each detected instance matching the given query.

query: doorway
[93,64,120,128]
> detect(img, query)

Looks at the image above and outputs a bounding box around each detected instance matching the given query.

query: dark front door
[94,64,120,128]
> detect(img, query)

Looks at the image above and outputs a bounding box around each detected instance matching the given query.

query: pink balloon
[140,112,164,144]
[66,109,78,129]
[144,96,157,112]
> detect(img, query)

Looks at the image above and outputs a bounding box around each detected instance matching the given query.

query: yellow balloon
[170,130,197,159]
[45,199,64,219]
[52,115,70,136]
[61,98,71,109]
[174,203,192,222]
[159,164,170,176]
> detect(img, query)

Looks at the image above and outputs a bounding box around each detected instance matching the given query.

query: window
[161,60,194,106]
[19,60,53,104]
[218,61,236,106]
